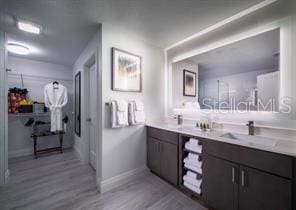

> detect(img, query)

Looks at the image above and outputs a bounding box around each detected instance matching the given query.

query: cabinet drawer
[147,127,178,145]
[204,140,293,178]
[238,146,293,179]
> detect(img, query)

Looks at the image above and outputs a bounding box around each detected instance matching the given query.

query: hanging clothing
[44,82,68,132]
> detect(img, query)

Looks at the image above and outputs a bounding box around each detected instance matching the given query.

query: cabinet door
[161,142,178,185]
[239,166,292,210]
[203,155,239,210]
[147,137,161,175]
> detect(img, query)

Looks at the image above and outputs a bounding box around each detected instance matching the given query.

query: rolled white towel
[185,142,202,153]
[184,157,202,168]
[184,181,201,194]
[187,171,197,179]
[188,153,201,161]
[185,163,202,174]
[183,175,202,188]
[189,138,199,146]
[186,171,202,180]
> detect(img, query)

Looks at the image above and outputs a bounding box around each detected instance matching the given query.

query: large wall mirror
[172,28,280,112]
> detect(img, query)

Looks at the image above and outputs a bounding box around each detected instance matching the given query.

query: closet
[7,56,74,159]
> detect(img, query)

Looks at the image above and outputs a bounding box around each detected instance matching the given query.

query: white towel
[185,163,202,174]
[188,153,201,161]
[189,138,199,146]
[184,157,202,168]
[111,100,128,128]
[184,181,201,194]
[116,99,127,112]
[185,142,202,153]
[134,100,144,111]
[135,111,145,123]
[128,102,136,125]
[128,100,145,125]
[115,100,128,126]
[183,175,202,188]
[111,101,119,128]
[187,171,198,179]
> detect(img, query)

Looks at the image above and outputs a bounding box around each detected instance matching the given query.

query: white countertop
[146,122,296,158]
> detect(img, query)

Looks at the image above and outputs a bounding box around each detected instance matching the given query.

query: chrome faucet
[246,121,254,135]
[174,115,183,125]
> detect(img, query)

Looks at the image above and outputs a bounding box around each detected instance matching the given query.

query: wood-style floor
[0,150,207,210]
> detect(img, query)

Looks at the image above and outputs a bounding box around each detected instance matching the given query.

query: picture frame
[183,69,196,97]
[74,72,81,137]
[112,47,142,92]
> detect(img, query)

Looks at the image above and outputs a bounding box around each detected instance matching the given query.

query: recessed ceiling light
[17,20,41,34]
[7,43,30,55]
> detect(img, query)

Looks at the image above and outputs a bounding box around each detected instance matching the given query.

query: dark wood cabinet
[147,128,178,185]
[160,141,178,185]
[239,166,292,210]
[147,126,295,210]
[203,138,293,210]
[147,137,161,175]
[203,154,239,210]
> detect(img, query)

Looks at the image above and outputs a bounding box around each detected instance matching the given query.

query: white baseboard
[99,166,149,193]
[8,148,32,158]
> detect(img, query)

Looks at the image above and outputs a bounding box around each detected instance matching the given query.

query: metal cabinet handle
[232,167,235,183]
[241,170,247,187]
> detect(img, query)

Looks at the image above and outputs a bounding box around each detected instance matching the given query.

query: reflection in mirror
[172,28,280,112]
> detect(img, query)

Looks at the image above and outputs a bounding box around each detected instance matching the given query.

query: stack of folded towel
[111,100,129,128]
[184,152,202,175]
[128,100,145,125]
[183,170,202,194]
[111,99,145,128]
[183,138,203,194]
[185,138,202,153]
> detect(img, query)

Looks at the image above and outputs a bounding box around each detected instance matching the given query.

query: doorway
[84,55,97,170]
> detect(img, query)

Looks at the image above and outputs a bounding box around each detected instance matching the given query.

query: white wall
[172,60,198,108]
[100,23,165,188]
[72,26,102,185]
[0,31,8,185]
[7,57,74,158]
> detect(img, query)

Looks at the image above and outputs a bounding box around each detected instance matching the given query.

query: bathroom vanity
[146,124,296,210]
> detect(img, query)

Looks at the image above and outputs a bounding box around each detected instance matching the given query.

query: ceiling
[0,0,263,66]
[188,28,280,79]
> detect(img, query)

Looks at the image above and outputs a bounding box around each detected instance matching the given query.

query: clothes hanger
[53,81,59,89]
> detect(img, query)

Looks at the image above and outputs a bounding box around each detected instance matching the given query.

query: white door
[89,65,96,169]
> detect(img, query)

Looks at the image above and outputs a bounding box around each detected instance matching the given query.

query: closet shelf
[8,113,50,117]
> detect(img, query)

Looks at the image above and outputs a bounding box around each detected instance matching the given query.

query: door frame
[82,54,98,169]
[83,57,98,168]
[0,31,8,185]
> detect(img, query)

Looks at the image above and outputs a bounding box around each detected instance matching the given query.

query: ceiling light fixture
[7,43,30,55]
[17,20,41,34]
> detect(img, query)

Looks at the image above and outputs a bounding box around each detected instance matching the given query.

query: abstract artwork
[112,48,142,92]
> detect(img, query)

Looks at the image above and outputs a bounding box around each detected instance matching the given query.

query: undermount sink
[220,133,277,147]
[166,124,182,129]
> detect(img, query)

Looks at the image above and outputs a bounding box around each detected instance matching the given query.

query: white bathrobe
[44,83,68,132]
